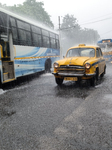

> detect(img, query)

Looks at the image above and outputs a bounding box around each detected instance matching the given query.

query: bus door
[0,33,15,83]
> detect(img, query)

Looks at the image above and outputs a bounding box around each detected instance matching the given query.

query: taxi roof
[68,44,99,50]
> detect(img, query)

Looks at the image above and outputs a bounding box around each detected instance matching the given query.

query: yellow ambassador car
[52,44,106,86]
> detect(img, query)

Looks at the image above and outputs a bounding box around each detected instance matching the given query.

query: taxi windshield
[66,48,95,57]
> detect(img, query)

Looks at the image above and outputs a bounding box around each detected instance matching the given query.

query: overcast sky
[1,0,112,39]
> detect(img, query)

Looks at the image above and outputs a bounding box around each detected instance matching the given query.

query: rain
[0,0,112,149]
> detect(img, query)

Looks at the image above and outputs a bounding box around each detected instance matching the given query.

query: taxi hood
[57,57,92,66]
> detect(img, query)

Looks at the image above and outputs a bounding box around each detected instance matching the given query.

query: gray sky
[1,0,112,39]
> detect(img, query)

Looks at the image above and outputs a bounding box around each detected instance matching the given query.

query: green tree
[60,14,100,50]
[61,14,80,37]
[1,0,54,28]
[60,14,81,52]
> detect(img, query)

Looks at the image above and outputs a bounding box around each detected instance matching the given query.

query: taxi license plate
[64,77,78,81]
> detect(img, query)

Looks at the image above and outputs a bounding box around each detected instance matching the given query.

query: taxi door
[99,48,105,74]
[96,48,102,75]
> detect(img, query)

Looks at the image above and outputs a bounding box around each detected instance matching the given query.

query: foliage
[0,1,100,52]
[0,0,54,28]
[60,14,100,53]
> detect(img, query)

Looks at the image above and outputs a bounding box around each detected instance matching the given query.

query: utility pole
[58,16,63,59]
[58,16,61,30]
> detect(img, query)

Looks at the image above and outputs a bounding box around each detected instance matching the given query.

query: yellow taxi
[52,44,106,86]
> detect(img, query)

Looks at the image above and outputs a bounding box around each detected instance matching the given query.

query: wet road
[0,62,112,150]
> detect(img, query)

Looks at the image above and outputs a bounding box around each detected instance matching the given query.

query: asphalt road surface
[0,62,112,150]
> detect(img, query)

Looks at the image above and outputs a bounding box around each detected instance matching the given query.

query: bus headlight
[85,63,91,69]
[54,62,59,68]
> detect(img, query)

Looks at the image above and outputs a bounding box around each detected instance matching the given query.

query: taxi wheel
[55,77,63,85]
[75,79,81,86]
[96,68,99,81]
[100,72,104,78]
[90,76,97,87]
[100,65,106,78]
[104,65,106,74]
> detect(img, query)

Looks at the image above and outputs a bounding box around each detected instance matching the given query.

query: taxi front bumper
[52,72,96,77]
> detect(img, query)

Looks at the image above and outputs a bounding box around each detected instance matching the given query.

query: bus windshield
[66,48,95,57]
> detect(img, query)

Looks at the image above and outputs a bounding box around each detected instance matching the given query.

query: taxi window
[81,49,95,57]
[66,48,95,57]
[96,49,100,57]
[66,48,80,57]
[99,48,103,56]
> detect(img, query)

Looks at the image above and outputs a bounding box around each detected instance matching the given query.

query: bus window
[31,26,41,34]
[32,33,42,47]
[10,17,16,27]
[12,27,18,44]
[56,39,60,49]
[42,29,49,37]
[25,23,30,31]
[50,33,55,38]
[51,38,56,49]
[0,12,7,35]
[56,35,59,40]
[37,34,42,47]
[26,31,32,46]
[17,20,30,31]
[18,29,26,45]
[43,36,50,48]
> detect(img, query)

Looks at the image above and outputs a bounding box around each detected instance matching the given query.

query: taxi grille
[57,65,85,75]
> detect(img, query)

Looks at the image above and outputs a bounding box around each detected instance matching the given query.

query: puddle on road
[54,77,106,100]
[42,73,53,76]
[54,81,93,99]
[0,89,6,95]
[95,84,103,88]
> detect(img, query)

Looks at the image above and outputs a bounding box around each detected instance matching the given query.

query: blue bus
[97,39,112,61]
[0,8,60,85]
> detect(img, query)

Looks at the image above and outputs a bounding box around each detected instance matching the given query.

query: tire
[75,78,81,86]
[55,77,63,85]
[90,69,98,86]
[45,59,51,73]
[100,65,106,78]
[100,72,104,78]
[104,65,106,74]
[96,68,99,81]
[90,76,97,87]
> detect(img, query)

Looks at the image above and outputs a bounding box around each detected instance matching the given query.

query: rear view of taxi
[52,44,106,86]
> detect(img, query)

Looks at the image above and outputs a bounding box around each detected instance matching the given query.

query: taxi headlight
[85,63,91,69]
[53,62,59,68]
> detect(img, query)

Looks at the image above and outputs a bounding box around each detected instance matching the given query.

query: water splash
[0,89,6,95]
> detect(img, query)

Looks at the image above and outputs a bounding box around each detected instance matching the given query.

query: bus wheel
[55,77,63,85]
[45,59,51,73]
